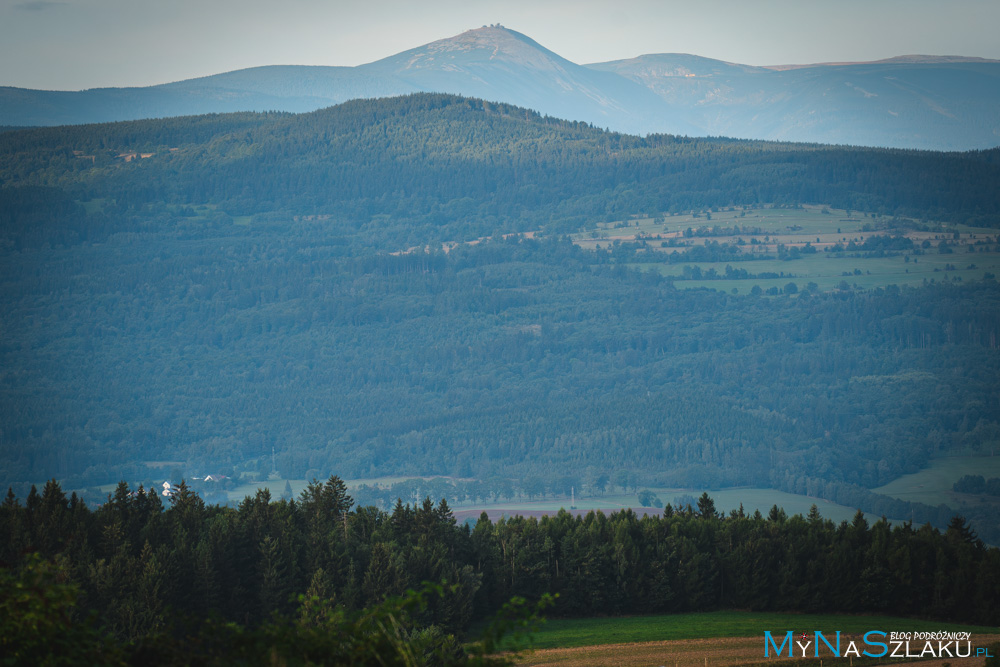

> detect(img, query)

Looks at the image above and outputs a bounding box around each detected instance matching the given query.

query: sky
[2,0,998,90]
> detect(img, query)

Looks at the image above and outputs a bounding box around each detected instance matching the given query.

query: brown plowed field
[518,635,762,666]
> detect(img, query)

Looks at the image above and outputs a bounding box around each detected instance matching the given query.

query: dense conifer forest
[1,232,999,537]
[2,478,998,664]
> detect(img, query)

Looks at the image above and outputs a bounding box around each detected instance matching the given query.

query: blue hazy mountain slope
[588,55,1000,150]
[359,26,695,135]
[158,65,418,108]
[0,66,417,126]
[1,26,999,149]
[0,26,694,135]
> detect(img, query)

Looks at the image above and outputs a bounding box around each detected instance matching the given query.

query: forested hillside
[3,95,1000,254]
[1,94,999,541]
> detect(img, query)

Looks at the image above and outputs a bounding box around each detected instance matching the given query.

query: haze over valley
[3,26,1000,150]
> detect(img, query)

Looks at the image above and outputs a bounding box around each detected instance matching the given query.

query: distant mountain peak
[3,27,998,150]
[377,24,570,72]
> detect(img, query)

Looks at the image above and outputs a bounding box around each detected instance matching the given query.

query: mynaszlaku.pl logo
[764,630,995,659]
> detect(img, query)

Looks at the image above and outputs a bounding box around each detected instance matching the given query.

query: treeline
[3,94,1000,253]
[673,262,799,282]
[772,474,1000,546]
[353,473,622,510]
[954,475,1000,496]
[356,471,1000,546]
[2,478,999,644]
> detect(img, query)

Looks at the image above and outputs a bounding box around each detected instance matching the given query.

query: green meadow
[219,478,878,526]
[125,460,994,531]
[513,610,999,650]
[574,205,876,240]
[452,488,882,526]
[874,456,1000,508]
[225,475,453,503]
[571,205,1000,294]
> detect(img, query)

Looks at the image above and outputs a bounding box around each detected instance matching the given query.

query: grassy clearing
[461,488,882,526]
[643,252,1000,294]
[222,467,994,526]
[79,198,108,215]
[141,460,186,469]
[158,472,916,527]
[225,475,457,503]
[577,205,1000,242]
[343,475,457,488]
[874,456,1000,508]
[573,205,876,241]
[518,611,999,651]
[223,481,884,526]
[515,635,1000,667]
[228,478,310,501]
[571,205,1000,294]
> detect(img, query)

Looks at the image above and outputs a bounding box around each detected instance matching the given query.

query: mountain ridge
[1,25,998,149]
[763,54,1000,71]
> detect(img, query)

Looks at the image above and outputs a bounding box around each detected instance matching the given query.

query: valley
[1,91,998,664]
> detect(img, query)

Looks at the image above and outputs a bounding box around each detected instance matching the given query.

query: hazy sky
[2,0,998,90]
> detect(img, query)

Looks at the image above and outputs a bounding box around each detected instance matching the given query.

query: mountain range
[2,25,1000,150]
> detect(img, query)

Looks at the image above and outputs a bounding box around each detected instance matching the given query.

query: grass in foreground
[519,611,999,650]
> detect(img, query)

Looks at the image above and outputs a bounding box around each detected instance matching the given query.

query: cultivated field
[219,478,885,526]
[453,488,884,526]
[874,456,1000,509]
[510,611,1000,666]
[224,475,465,503]
[206,457,1000,530]
[519,636,773,667]
[516,611,998,650]
[570,205,1000,294]
[517,636,1000,667]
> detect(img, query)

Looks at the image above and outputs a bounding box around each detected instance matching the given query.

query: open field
[569,205,1000,294]
[107,472,918,530]
[224,475,466,503]
[874,456,1000,508]
[511,611,1000,667]
[222,479,884,526]
[454,488,885,526]
[642,251,1000,294]
[513,611,999,651]
[573,205,878,242]
[227,478,311,501]
[517,635,1000,667]
[574,205,998,246]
